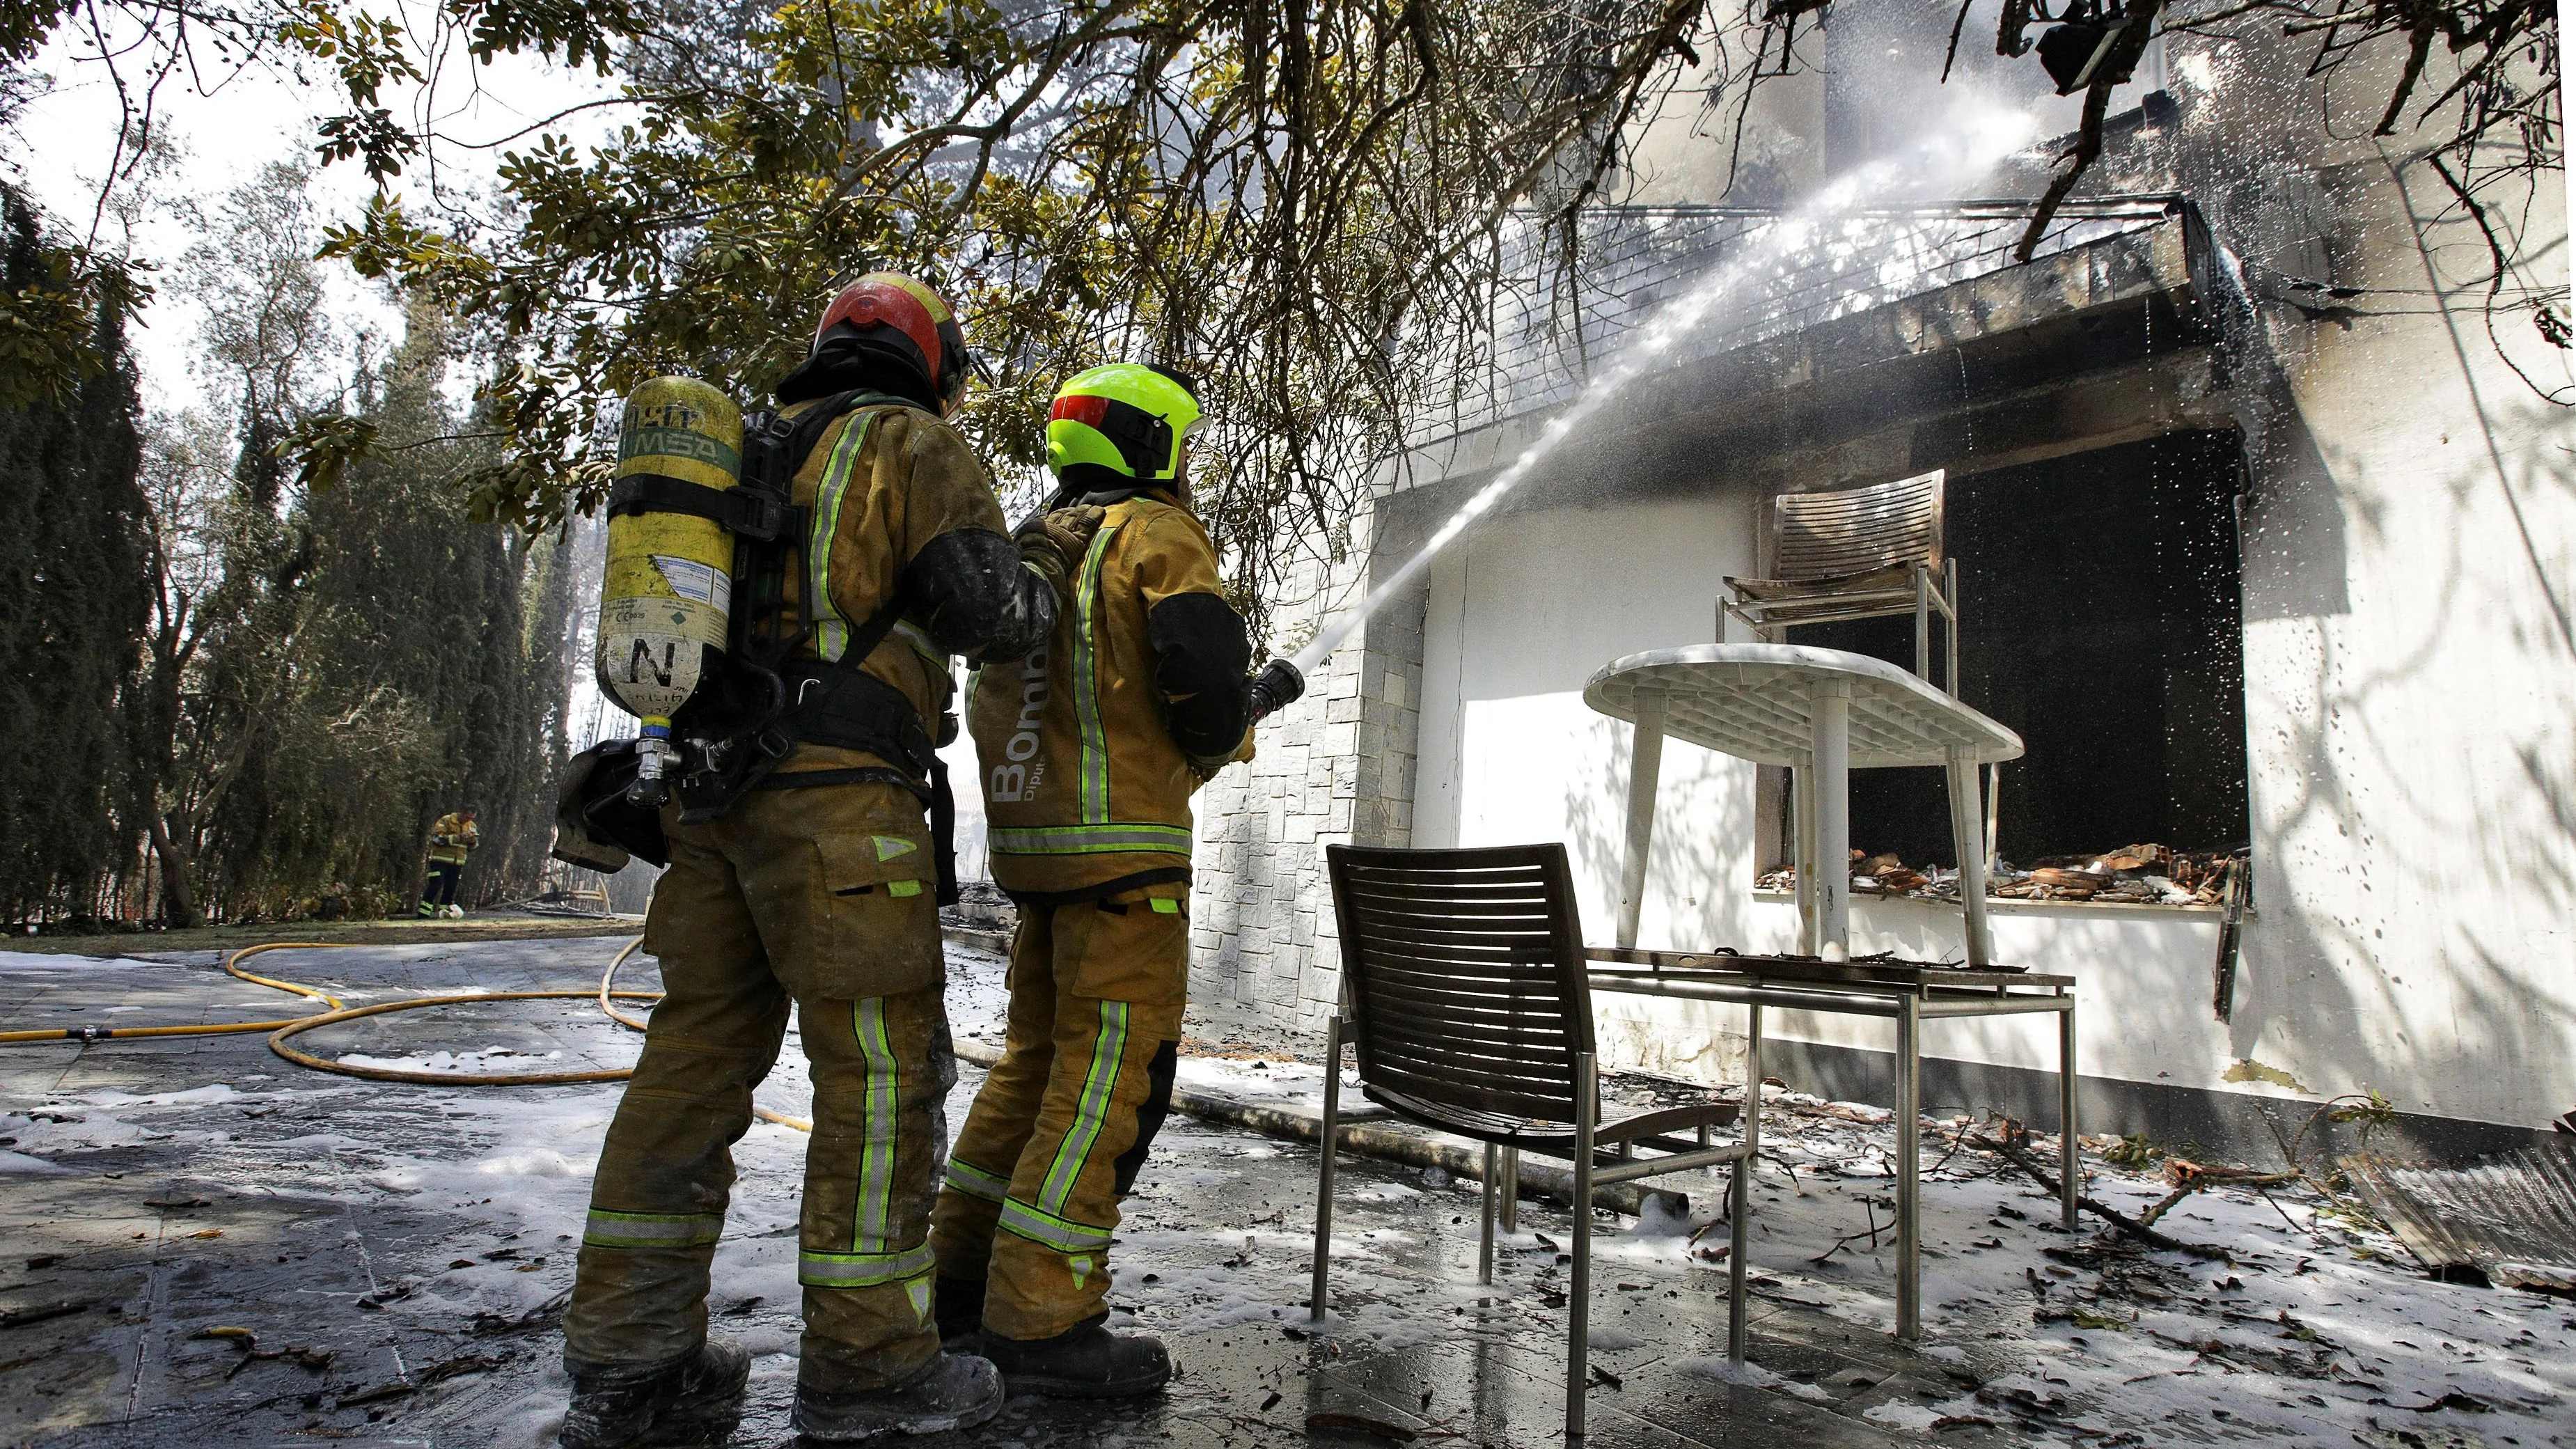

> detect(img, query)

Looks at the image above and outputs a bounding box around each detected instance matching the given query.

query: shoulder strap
[728,391,929,668]
[754,389,931,495]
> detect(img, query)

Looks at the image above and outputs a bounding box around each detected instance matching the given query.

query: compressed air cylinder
[596,377,744,734]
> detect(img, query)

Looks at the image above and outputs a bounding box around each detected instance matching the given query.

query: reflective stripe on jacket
[969,491,1253,898]
[753,402,1045,780]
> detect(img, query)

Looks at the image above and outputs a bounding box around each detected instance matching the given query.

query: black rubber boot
[976,1315,1171,1399]
[560,1336,751,1449]
[932,1276,984,1351]
[790,1352,1005,1441]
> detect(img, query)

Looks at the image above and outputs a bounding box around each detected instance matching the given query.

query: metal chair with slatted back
[1310,843,1755,1442]
[1721,468,1959,691]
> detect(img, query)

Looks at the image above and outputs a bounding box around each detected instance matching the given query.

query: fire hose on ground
[0,940,809,1130]
[2,938,1680,1215]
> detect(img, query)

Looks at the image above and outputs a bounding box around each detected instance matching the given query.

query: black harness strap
[751,389,929,497]
[606,473,801,542]
[749,766,925,794]
[1003,867,1193,913]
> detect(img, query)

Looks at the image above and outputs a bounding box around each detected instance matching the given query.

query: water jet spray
[1286,99,2041,680]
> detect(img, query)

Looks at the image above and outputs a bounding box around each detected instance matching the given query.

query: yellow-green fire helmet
[1044,363,1202,484]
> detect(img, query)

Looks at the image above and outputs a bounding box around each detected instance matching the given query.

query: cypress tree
[0,183,150,923]
[200,296,573,916]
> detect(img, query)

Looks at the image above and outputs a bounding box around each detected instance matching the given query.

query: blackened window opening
[1786,431,2250,871]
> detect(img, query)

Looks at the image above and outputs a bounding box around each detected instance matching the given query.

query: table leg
[1896,993,1920,1342]
[1616,689,1667,951]
[1945,748,1992,967]
[1729,1002,1762,1363]
[1570,1052,1597,1442]
[2059,1000,2080,1229]
[1500,1148,1518,1233]
[1793,766,1819,956]
[1812,680,1851,961]
[1914,564,1931,680]
[1945,558,1961,693]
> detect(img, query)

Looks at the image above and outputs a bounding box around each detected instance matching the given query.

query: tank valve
[627,727,679,810]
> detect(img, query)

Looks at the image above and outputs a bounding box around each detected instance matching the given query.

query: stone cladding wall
[1187,517,1426,1032]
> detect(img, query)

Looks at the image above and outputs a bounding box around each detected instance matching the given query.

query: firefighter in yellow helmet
[558,274,1060,1448]
[418,807,478,918]
[927,363,1302,1395]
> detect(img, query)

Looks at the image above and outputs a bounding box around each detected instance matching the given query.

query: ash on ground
[1,937,2566,1447]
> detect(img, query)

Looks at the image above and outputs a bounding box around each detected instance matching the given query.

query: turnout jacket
[760,401,1053,782]
[427,813,479,863]
[970,489,1254,902]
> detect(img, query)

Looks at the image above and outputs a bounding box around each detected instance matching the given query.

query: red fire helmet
[812,272,971,408]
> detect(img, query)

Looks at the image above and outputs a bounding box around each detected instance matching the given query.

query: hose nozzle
[1248,659,1306,726]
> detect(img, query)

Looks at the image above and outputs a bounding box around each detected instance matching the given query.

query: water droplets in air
[1289,97,2043,677]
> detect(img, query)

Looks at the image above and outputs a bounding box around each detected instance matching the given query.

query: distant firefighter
[418,808,478,919]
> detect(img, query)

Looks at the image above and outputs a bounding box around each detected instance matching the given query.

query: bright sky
[8,17,616,416]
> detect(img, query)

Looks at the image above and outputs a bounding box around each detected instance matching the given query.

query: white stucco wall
[2210,158,2576,1130]
[1413,495,1758,949]
[1399,342,2576,1131]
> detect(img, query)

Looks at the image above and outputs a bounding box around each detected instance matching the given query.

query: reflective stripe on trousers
[583,1209,725,1250]
[801,1242,937,1287]
[1036,1000,1129,1216]
[996,1197,1114,1252]
[943,1156,1011,1203]
[853,998,900,1251]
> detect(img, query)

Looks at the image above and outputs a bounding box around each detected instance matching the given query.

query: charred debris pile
[1759,843,2251,907]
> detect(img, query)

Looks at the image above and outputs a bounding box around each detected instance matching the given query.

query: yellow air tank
[597,377,744,803]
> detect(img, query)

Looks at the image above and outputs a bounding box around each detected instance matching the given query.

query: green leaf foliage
[331,0,1715,621]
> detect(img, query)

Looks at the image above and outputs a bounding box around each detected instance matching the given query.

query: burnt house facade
[1181,13,2573,1160]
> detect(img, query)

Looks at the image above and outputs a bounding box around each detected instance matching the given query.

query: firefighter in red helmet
[558,272,1058,1447]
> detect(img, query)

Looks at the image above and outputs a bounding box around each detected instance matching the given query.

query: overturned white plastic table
[1581,643,2023,964]
[1580,644,2058,1342]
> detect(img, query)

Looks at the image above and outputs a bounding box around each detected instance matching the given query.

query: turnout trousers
[420,859,463,912]
[928,883,1186,1340]
[563,778,951,1394]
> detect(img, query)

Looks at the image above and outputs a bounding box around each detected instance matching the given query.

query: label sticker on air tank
[600,594,725,650]
[597,625,702,720]
[650,554,732,611]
